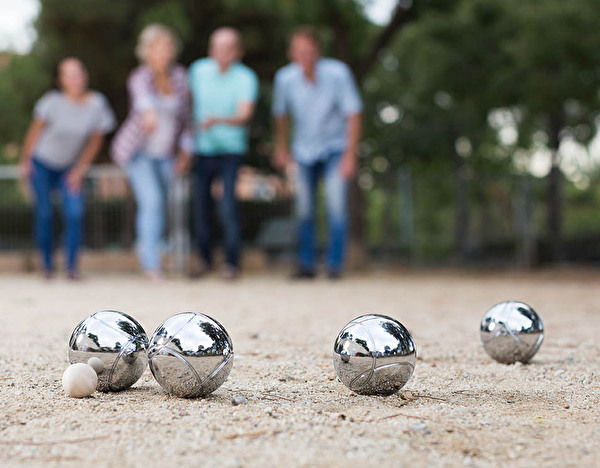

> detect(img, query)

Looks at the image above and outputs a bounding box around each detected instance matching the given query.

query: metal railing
[2,163,599,270]
[0,164,295,272]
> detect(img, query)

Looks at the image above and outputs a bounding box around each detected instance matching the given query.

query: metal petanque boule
[480,301,544,364]
[68,310,149,392]
[332,314,416,395]
[148,312,234,398]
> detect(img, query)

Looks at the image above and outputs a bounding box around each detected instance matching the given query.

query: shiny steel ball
[68,310,149,392]
[480,301,544,364]
[333,314,417,395]
[148,312,234,398]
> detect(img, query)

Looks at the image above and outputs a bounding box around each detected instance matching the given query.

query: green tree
[363,0,600,259]
[0,54,47,161]
[364,0,515,256]
[500,0,600,260]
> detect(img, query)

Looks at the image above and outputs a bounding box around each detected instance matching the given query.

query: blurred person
[20,57,116,280]
[272,26,362,280]
[111,24,192,281]
[188,27,259,280]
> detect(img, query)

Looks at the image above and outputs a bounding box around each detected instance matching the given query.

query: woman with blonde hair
[112,24,192,281]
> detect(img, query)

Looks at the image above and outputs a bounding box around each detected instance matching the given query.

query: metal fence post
[397,167,414,257]
[514,175,536,268]
[170,175,191,274]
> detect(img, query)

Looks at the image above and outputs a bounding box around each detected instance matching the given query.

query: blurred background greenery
[2,0,600,267]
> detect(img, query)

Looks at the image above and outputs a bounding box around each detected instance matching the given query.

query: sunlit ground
[0,269,598,467]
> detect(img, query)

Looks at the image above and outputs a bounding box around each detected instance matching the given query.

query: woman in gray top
[20,57,116,279]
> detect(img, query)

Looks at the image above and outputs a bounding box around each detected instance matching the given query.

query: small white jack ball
[62,363,98,398]
[87,357,104,374]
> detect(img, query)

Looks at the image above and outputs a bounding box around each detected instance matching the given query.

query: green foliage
[365,0,600,172]
[0,54,46,161]
[357,0,600,257]
[501,0,600,148]
[136,2,193,43]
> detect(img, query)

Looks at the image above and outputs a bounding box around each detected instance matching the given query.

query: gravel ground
[0,269,598,467]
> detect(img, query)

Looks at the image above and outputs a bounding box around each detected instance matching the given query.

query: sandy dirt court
[0,268,599,467]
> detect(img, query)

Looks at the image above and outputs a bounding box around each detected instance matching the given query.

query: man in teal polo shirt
[189,27,259,279]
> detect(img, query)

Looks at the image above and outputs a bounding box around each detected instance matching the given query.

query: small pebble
[231,395,247,406]
[409,423,431,435]
[62,363,98,398]
[87,357,104,374]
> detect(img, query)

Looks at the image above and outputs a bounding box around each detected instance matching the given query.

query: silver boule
[68,310,149,392]
[333,314,416,395]
[480,301,544,364]
[148,312,234,398]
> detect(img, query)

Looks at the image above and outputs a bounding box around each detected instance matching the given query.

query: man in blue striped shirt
[272,26,363,279]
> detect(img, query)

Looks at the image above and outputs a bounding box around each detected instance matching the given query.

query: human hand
[142,109,158,133]
[175,152,192,175]
[274,147,293,172]
[66,166,85,193]
[20,157,33,179]
[339,149,358,180]
[201,117,220,130]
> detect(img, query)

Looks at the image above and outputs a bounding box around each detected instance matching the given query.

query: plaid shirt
[111,64,193,167]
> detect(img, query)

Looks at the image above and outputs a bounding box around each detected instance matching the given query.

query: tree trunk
[547,154,563,261]
[357,3,413,82]
[347,181,368,270]
[454,154,471,260]
[547,113,564,262]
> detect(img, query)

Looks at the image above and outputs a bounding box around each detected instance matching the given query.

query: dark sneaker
[290,267,316,280]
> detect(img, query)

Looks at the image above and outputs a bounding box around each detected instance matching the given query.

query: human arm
[175,66,194,175]
[337,63,363,180]
[201,101,256,129]
[20,118,46,178]
[271,70,293,171]
[128,67,158,133]
[66,132,104,193]
[66,93,115,192]
[339,112,362,180]
[201,69,259,130]
[273,114,293,171]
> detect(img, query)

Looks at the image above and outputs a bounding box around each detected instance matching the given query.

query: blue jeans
[192,154,241,268]
[30,158,84,272]
[127,151,174,272]
[296,151,348,273]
